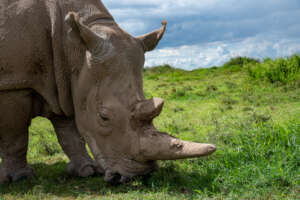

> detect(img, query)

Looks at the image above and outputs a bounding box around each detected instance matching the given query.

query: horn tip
[65,12,79,27]
[161,20,167,26]
[153,98,164,108]
[66,12,77,20]
[208,144,216,154]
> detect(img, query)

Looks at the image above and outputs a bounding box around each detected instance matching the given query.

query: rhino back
[0,0,64,115]
[0,0,115,117]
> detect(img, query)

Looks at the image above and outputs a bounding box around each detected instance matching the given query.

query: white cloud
[101,0,300,69]
[117,19,148,35]
[145,36,300,70]
[104,0,300,19]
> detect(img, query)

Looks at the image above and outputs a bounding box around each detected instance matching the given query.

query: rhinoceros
[0,0,216,184]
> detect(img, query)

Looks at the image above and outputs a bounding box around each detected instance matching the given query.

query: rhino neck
[60,0,114,23]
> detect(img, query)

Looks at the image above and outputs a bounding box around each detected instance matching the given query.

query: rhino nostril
[104,171,121,185]
[208,145,216,153]
[120,176,131,184]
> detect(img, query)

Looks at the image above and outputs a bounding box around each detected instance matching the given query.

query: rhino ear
[65,12,103,52]
[137,21,167,52]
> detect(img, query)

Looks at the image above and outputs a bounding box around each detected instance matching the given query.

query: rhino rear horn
[65,12,103,52]
[134,98,164,121]
[137,21,167,52]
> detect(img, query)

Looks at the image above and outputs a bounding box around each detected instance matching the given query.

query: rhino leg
[0,91,35,184]
[51,117,104,177]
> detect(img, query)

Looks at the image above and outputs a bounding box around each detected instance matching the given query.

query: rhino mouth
[95,156,157,184]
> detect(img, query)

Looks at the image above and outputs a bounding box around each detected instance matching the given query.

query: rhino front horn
[134,98,164,121]
[139,130,216,161]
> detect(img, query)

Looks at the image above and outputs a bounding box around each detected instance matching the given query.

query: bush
[144,64,175,74]
[247,54,300,84]
[223,56,260,67]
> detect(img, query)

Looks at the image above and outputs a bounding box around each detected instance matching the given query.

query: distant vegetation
[247,54,300,83]
[223,56,260,67]
[1,55,299,200]
[145,54,300,85]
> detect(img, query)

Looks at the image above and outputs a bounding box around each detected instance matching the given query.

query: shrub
[247,54,300,84]
[144,64,174,74]
[223,56,260,67]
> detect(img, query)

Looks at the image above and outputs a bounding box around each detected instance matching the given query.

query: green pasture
[0,56,299,199]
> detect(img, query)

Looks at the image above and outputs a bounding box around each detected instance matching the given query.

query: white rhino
[0,0,216,184]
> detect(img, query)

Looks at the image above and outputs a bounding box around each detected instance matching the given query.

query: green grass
[1,58,300,199]
[247,54,300,84]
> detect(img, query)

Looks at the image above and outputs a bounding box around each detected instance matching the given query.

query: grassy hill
[1,56,299,200]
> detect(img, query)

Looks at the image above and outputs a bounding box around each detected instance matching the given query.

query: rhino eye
[97,105,112,124]
[97,105,112,127]
[98,112,110,122]
[100,114,109,121]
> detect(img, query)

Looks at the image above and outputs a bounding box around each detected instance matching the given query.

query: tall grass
[247,54,300,84]
[147,118,300,198]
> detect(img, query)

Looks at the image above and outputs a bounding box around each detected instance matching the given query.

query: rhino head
[65,12,216,183]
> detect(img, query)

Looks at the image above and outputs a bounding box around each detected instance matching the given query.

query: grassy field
[0,56,300,199]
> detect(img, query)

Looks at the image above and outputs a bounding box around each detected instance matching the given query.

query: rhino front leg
[0,91,35,184]
[51,117,104,177]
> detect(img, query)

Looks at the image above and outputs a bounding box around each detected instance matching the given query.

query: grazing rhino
[0,0,216,184]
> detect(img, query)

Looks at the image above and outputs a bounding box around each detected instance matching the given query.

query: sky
[103,0,300,70]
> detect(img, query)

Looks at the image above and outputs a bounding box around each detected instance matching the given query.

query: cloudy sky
[103,0,300,70]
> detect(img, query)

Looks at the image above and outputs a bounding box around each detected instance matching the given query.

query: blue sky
[103,0,300,70]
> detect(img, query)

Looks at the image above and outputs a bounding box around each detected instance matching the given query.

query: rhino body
[0,0,216,184]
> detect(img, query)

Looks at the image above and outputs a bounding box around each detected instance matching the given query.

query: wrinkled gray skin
[0,0,216,184]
